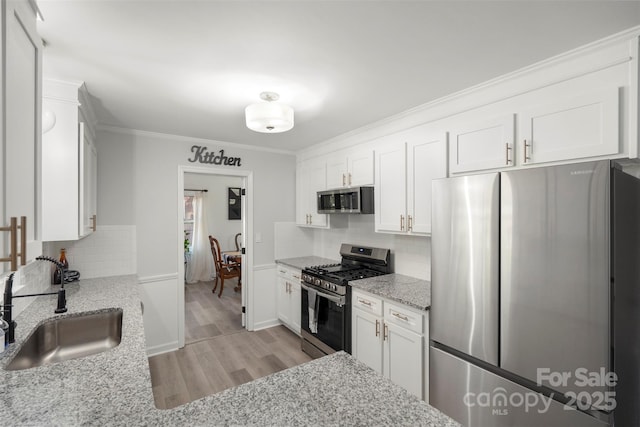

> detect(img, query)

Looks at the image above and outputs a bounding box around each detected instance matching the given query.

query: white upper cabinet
[449,114,515,174]
[375,127,447,235]
[2,0,43,272]
[296,157,328,228]
[374,140,406,234]
[449,82,622,174]
[41,79,98,241]
[407,133,448,235]
[519,86,619,165]
[325,148,374,189]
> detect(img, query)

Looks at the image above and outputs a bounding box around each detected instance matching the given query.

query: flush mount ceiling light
[245,91,294,133]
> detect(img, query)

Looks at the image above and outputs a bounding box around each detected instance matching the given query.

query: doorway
[177,165,253,349]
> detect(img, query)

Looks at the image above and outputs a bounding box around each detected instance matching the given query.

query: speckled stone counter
[349,273,431,311]
[0,275,158,425]
[0,274,457,426]
[276,256,338,270]
[156,351,460,426]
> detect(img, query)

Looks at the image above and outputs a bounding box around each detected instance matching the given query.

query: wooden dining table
[222,250,242,291]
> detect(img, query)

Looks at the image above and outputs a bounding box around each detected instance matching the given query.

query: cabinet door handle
[90,214,97,232]
[348,173,352,186]
[392,311,410,322]
[375,319,380,337]
[505,143,512,165]
[342,173,346,186]
[524,139,532,163]
[383,324,388,341]
[359,298,372,307]
[408,215,413,232]
[400,215,405,231]
[0,216,27,271]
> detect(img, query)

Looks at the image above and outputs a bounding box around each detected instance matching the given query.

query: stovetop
[301,245,391,295]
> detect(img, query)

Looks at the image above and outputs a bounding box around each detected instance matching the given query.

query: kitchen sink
[5,308,123,371]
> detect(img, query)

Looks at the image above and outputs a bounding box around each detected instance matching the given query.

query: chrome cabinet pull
[400,215,405,231]
[392,311,410,322]
[505,143,512,165]
[524,139,532,163]
[375,319,380,337]
[348,173,352,186]
[383,324,388,341]
[342,173,346,186]
[408,215,413,232]
[359,298,372,307]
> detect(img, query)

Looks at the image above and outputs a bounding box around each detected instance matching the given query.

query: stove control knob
[314,278,321,286]
[332,284,337,292]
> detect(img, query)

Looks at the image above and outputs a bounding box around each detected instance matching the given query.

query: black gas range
[300,244,391,358]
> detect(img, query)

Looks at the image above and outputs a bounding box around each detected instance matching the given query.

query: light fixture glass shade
[42,109,56,134]
[245,102,294,133]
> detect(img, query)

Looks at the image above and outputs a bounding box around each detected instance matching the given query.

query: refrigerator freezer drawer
[431,173,500,365]
[430,347,609,427]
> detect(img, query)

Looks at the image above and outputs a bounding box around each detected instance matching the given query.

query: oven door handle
[301,283,345,306]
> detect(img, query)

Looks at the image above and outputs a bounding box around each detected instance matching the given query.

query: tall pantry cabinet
[1,0,44,273]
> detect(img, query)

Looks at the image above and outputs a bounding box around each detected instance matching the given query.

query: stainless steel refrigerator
[430,159,640,427]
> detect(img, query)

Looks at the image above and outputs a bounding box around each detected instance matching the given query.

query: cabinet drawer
[352,290,383,316]
[384,302,424,335]
[277,265,301,282]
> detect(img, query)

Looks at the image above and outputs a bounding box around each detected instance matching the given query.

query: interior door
[500,161,610,403]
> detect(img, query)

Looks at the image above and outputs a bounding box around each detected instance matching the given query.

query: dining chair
[209,235,241,298]
[234,232,242,251]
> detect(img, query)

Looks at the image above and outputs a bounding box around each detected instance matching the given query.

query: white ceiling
[37,1,640,152]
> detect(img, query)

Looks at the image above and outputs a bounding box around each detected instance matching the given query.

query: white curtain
[186,193,215,283]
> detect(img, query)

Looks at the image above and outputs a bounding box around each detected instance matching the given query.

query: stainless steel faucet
[1,256,68,346]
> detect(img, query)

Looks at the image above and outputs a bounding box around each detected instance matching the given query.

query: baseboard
[251,318,281,331]
[145,341,180,357]
[138,273,179,284]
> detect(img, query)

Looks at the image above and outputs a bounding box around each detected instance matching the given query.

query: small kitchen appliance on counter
[300,243,391,359]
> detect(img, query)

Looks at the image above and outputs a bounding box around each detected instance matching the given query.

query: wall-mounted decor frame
[228,187,241,220]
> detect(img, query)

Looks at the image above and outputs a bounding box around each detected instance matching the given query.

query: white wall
[184,173,242,252]
[95,127,296,354]
[311,216,431,280]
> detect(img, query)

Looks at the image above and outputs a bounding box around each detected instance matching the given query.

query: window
[184,195,194,252]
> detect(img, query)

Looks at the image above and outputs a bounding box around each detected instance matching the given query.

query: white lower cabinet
[352,289,426,399]
[276,264,301,335]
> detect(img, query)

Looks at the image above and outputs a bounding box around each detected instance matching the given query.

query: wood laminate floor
[148,280,312,410]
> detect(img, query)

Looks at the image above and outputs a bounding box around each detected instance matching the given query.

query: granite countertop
[276,256,338,270]
[0,274,457,426]
[349,273,431,311]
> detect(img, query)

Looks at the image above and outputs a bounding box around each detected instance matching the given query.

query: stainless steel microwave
[317,186,374,214]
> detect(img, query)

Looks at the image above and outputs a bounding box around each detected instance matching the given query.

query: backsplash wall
[312,215,431,280]
[45,225,137,279]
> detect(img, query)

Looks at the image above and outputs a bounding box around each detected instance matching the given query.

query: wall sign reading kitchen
[188,145,242,167]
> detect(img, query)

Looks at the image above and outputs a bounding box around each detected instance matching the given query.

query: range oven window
[301,287,351,354]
